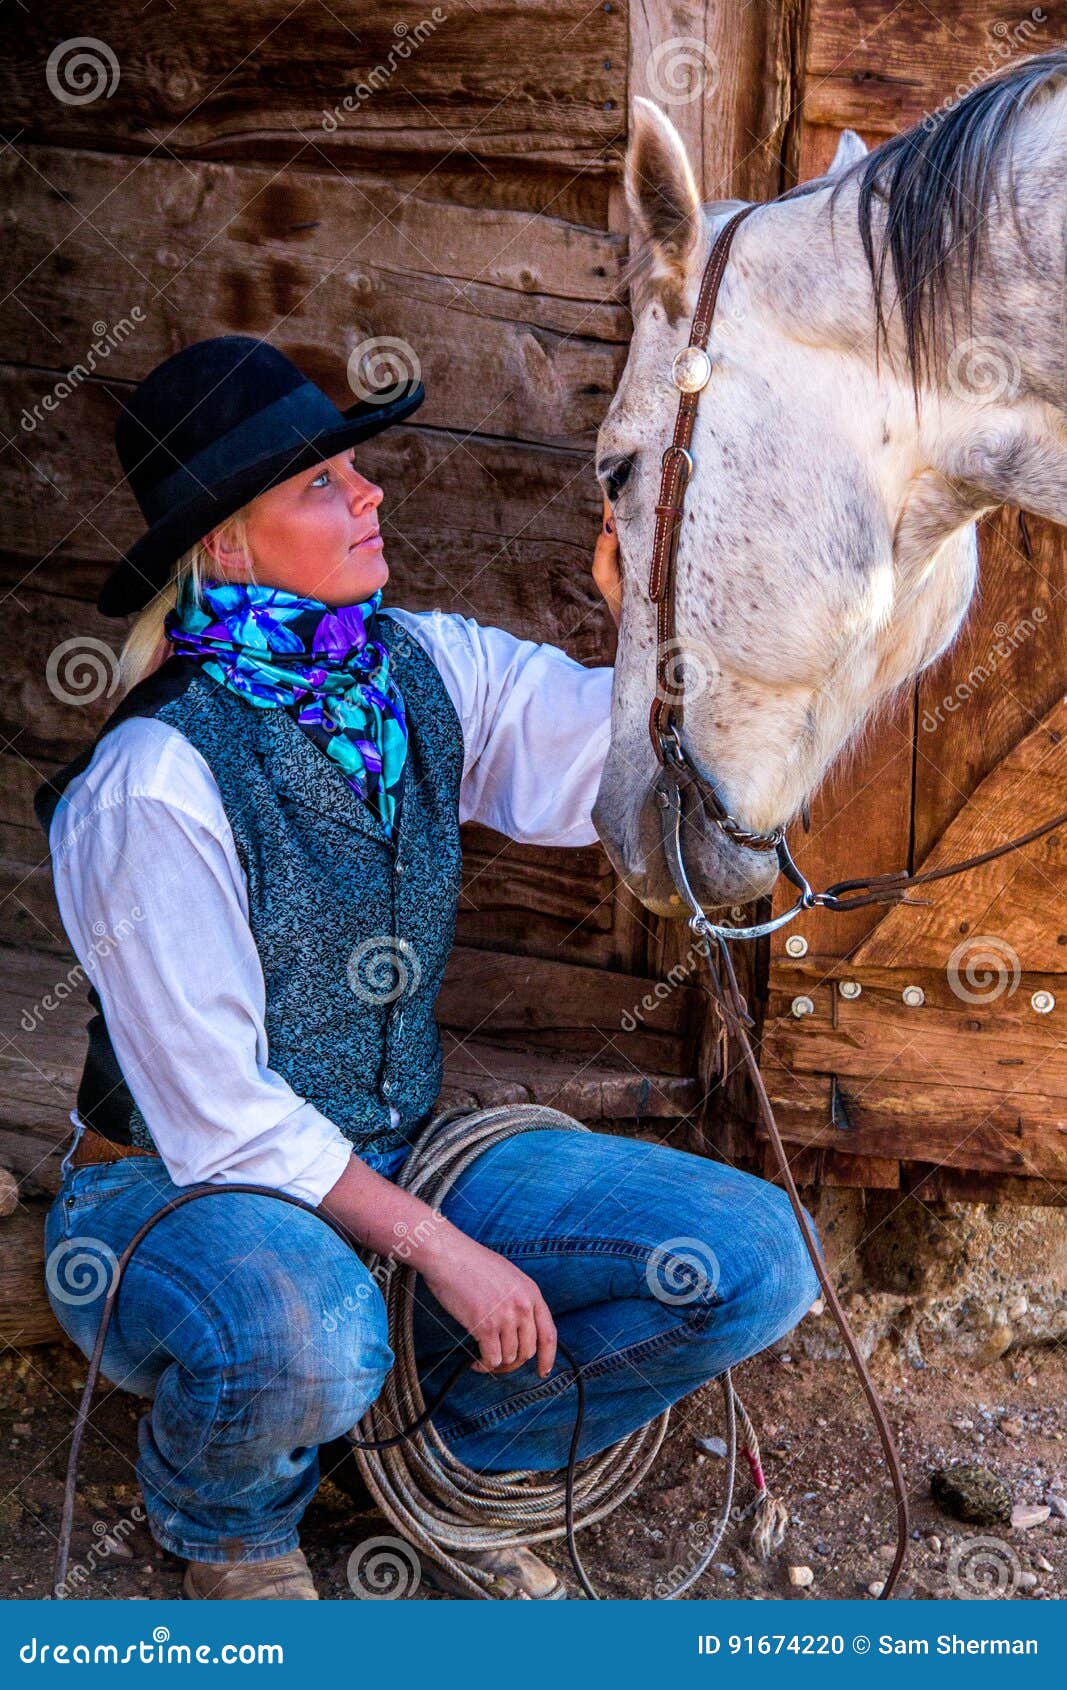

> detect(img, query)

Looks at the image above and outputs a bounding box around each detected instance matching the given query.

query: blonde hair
[117,509,256,695]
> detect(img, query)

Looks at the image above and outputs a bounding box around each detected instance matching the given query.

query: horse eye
[601,454,635,502]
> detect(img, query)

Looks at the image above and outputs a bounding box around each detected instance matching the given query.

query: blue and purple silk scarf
[163,578,408,836]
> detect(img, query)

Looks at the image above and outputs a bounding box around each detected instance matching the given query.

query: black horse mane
[829,48,1067,396]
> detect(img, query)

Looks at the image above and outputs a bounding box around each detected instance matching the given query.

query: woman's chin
[339,552,389,601]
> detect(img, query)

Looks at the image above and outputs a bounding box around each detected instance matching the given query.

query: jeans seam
[432,1245,721,1440]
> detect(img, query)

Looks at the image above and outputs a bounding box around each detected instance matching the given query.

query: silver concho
[671,346,713,394]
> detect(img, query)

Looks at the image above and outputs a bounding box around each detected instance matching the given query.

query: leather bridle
[640,195,1067,1600]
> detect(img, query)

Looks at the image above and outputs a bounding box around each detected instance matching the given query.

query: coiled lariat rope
[344,1102,781,1601]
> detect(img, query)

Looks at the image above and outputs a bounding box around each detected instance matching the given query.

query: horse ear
[624,97,703,316]
[827,128,868,178]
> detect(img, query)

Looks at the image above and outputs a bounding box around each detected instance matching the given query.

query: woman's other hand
[593,493,622,627]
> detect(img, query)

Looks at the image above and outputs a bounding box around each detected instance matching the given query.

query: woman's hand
[421,1232,558,1378]
[593,493,622,627]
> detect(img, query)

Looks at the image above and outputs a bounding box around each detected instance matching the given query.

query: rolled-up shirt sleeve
[388,608,613,844]
[50,764,353,1204]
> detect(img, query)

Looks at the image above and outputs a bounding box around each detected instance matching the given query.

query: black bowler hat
[99,334,425,618]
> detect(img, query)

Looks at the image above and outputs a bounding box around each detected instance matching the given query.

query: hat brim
[98,379,425,619]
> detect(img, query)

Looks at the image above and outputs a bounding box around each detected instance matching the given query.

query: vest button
[395,862,405,877]
[382,1079,393,1097]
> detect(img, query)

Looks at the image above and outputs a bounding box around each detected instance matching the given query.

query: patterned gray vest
[34,616,464,1162]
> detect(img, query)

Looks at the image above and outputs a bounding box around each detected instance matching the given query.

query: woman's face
[206,448,388,605]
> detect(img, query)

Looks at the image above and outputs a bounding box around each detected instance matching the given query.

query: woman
[37,336,821,1601]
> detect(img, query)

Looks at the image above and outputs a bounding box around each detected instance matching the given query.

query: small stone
[716,1564,736,1579]
[975,1325,1014,1368]
[877,1544,898,1561]
[12,1423,29,1436]
[1035,1555,1054,1573]
[950,1418,975,1431]
[808,1299,825,1317]
[787,1565,814,1587]
[778,1353,794,1365]
[868,1580,885,1597]
[931,1464,1012,1527]
[926,1534,942,1553]
[999,1416,1025,1439]
[1016,1570,1039,1591]
[1045,1493,1067,1520]
[1012,1503,1051,1530]
[814,1541,831,1555]
[695,1435,727,1458]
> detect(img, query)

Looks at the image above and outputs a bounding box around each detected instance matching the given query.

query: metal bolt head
[784,934,808,958]
[671,345,713,393]
[902,985,925,1008]
[1031,990,1055,1014]
[838,980,862,1000]
[791,995,815,1018]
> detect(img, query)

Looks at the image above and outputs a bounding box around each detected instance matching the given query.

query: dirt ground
[2,1335,1064,1601]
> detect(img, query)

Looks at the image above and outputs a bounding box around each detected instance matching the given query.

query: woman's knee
[220,1244,394,1445]
[719,1182,823,1349]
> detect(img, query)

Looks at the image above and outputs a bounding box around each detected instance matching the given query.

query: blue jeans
[43,1118,822,1565]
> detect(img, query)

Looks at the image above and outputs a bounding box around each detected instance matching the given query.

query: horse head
[593,51,1067,916]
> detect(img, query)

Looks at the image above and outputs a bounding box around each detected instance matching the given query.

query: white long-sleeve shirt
[48,609,613,1202]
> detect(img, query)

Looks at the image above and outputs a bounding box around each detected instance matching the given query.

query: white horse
[593,51,1067,916]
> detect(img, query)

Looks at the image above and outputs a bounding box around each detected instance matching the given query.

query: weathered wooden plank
[438,944,702,1075]
[441,1038,702,1121]
[0,1201,64,1346]
[767,971,1067,1099]
[803,0,1065,136]
[854,695,1067,971]
[0,1,627,170]
[1,146,629,454]
[458,824,613,932]
[900,1161,1067,1208]
[763,1060,1067,1181]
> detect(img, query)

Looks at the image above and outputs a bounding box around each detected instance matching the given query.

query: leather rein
[642,201,1067,1599]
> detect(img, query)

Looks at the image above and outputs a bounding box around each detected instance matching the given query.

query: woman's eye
[311,455,359,490]
[601,454,635,502]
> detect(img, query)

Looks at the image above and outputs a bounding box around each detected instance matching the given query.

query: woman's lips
[350,533,384,550]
